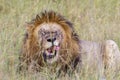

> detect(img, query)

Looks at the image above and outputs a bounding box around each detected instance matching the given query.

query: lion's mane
[19,11,81,73]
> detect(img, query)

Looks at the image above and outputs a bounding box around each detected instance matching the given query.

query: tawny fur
[19,11,81,73]
[19,11,120,78]
[79,40,120,79]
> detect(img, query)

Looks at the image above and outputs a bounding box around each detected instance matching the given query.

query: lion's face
[37,23,64,64]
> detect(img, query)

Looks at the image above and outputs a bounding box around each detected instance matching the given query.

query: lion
[18,11,120,79]
[18,11,81,74]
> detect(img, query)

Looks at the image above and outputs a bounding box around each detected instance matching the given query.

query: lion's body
[79,40,120,79]
[19,11,120,78]
[80,40,120,68]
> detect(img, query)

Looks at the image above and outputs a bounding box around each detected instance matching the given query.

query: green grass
[0,0,120,80]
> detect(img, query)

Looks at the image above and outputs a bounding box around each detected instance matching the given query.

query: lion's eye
[39,29,45,36]
[56,31,62,36]
[41,32,46,36]
[40,31,51,37]
[54,31,57,34]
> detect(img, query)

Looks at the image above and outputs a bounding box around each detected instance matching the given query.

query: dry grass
[0,0,120,80]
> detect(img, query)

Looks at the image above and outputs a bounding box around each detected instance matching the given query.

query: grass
[0,0,120,80]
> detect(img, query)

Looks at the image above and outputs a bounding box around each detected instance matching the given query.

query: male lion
[19,11,120,78]
[18,11,81,74]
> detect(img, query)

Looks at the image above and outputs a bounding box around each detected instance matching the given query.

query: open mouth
[43,45,60,62]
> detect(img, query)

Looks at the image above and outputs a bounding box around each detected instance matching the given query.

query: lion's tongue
[55,46,60,50]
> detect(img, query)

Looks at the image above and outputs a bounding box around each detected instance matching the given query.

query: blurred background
[0,0,120,80]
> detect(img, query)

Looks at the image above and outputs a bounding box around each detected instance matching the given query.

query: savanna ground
[0,0,120,80]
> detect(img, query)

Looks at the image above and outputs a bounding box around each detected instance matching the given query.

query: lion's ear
[72,31,80,41]
[36,14,41,22]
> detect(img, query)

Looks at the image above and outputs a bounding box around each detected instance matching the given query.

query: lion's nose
[47,38,56,42]
[47,39,52,42]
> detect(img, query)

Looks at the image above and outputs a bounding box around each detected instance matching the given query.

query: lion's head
[37,23,64,64]
[19,11,80,71]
